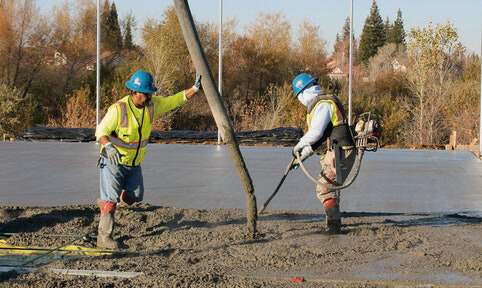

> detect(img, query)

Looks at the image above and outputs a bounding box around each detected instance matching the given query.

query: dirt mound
[0,204,480,287]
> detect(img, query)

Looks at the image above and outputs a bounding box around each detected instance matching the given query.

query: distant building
[44,48,132,71]
[326,58,359,80]
[44,49,67,66]
[391,59,407,72]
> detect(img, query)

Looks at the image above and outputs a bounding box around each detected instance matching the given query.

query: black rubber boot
[326,218,342,234]
[324,199,342,234]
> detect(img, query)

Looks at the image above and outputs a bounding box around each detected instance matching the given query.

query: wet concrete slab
[1,142,481,216]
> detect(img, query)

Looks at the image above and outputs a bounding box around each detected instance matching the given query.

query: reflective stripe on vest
[117,100,153,126]
[117,102,128,128]
[109,135,149,150]
[147,102,154,123]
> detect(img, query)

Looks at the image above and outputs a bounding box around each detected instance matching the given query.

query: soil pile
[0,204,480,287]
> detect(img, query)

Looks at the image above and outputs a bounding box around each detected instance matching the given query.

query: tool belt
[330,123,355,148]
[310,123,355,153]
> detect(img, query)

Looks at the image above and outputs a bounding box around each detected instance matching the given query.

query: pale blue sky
[39,0,481,55]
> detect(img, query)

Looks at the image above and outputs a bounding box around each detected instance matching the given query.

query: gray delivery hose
[296,148,365,191]
[258,158,296,214]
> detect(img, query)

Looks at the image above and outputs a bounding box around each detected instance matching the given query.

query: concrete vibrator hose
[295,125,380,191]
[295,147,364,191]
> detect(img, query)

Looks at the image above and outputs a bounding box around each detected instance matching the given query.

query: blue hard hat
[125,70,158,93]
[292,73,318,97]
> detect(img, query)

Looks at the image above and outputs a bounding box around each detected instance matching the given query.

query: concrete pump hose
[296,148,365,191]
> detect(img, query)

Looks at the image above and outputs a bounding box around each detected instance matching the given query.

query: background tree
[444,55,480,144]
[122,12,135,50]
[293,20,328,79]
[0,0,54,133]
[332,17,358,67]
[387,9,406,46]
[358,0,386,65]
[367,43,406,81]
[103,2,123,51]
[405,20,464,145]
[0,84,23,135]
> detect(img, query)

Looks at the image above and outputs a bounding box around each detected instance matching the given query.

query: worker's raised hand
[103,143,122,165]
[192,73,202,92]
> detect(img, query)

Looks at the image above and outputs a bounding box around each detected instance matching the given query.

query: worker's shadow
[256,211,481,236]
[0,206,98,234]
[341,212,481,229]
[123,205,246,240]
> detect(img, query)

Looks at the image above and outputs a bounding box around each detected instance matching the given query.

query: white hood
[297,85,322,107]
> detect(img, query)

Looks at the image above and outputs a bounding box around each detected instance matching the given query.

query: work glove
[291,142,305,158]
[103,142,122,165]
[291,145,314,170]
[192,73,202,92]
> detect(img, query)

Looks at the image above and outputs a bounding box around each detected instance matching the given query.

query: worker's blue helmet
[292,73,318,97]
[126,70,158,93]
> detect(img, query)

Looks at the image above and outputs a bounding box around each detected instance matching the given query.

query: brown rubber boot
[97,202,119,249]
[324,198,341,234]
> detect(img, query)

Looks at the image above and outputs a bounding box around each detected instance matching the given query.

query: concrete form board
[0,142,480,216]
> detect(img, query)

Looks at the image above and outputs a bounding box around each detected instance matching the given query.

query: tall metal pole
[96,0,101,126]
[217,0,222,145]
[479,23,481,157]
[348,0,353,125]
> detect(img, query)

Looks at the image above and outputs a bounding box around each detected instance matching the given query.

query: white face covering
[297,85,322,107]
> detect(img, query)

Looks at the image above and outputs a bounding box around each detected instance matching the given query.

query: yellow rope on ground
[0,239,113,257]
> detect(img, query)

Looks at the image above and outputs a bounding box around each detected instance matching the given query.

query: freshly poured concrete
[1,142,481,216]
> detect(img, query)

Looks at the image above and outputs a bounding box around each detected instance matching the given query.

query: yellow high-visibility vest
[108,96,155,166]
[306,94,346,130]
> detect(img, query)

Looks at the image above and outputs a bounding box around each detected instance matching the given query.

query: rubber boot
[119,189,135,206]
[324,198,341,234]
[97,202,119,249]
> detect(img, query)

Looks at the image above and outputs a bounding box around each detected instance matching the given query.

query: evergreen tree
[384,16,391,40]
[334,33,340,47]
[342,17,350,39]
[100,0,110,48]
[387,9,406,45]
[123,17,134,49]
[358,0,386,65]
[104,2,123,51]
[332,16,357,66]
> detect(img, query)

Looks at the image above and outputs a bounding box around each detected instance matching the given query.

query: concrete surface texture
[1,142,481,216]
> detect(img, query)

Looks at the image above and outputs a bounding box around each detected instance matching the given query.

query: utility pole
[479,23,481,158]
[217,0,222,145]
[96,0,100,126]
[348,0,353,125]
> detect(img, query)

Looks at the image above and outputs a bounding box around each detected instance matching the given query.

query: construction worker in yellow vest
[95,70,202,249]
[291,73,356,234]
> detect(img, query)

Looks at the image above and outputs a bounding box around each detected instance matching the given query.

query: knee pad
[323,198,338,209]
[101,201,116,215]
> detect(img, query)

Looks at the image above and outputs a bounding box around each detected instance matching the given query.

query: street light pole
[96,0,100,126]
[479,23,481,157]
[217,0,223,145]
[348,0,353,125]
